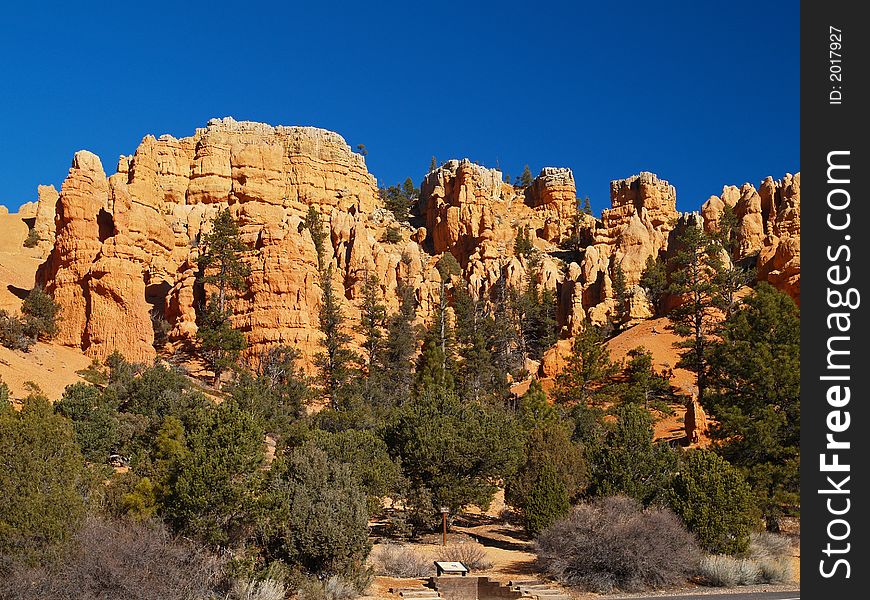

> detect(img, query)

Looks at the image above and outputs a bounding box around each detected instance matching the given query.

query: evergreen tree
[611,261,630,330]
[580,196,593,216]
[506,422,586,532]
[523,463,571,536]
[619,347,671,411]
[259,446,370,573]
[0,394,86,560]
[356,273,387,404]
[639,254,667,315]
[429,156,437,172]
[513,226,534,257]
[229,346,309,440]
[666,449,758,554]
[316,266,358,409]
[666,222,725,404]
[383,279,418,406]
[704,282,800,529]
[310,429,404,515]
[715,204,740,255]
[197,208,250,314]
[435,252,461,372]
[304,205,328,271]
[380,178,419,223]
[414,330,455,396]
[518,378,559,430]
[196,209,250,386]
[518,164,534,187]
[55,382,120,463]
[590,403,677,506]
[553,324,619,407]
[162,401,264,547]
[452,284,504,404]
[197,298,246,386]
[20,285,62,340]
[384,386,523,517]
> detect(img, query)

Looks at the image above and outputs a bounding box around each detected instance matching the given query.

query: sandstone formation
[30,117,800,376]
[702,173,800,303]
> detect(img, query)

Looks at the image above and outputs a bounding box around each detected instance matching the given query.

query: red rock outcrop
[31,117,799,375]
[701,172,800,303]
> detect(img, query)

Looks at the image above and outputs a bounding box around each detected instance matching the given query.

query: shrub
[0,395,85,561]
[259,447,370,573]
[439,542,492,572]
[757,557,793,584]
[535,496,700,593]
[749,531,792,560]
[21,286,61,340]
[0,516,226,599]
[0,310,33,351]
[298,574,361,600]
[231,578,288,600]
[698,555,759,587]
[23,228,41,248]
[665,449,757,554]
[382,226,402,244]
[373,543,432,578]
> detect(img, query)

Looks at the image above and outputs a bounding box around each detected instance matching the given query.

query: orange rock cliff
[21,117,799,369]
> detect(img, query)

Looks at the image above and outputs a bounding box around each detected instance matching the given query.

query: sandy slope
[0,210,92,400]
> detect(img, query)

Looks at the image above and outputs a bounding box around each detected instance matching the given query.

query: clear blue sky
[0,1,798,214]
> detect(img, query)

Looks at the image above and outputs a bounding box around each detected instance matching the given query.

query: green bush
[162,401,264,547]
[0,395,86,561]
[524,463,570,535]
[665,449,758,554]
[23,228,41,248]
[260,447,370,573]
[382,226,402,244]
[21,286,61,341]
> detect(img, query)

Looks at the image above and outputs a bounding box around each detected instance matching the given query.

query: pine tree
[429,156,437,172]
[197,298,246,386]
[666,449,758,554]
[384,386,523,517]
[513,226,534,257]
[316,265,358,409]
[383,280,418,406]
[704,282,800,529]
[196,209,250,386]
[518,379,559,430]
[452,284,504,404]
[357,274,386,378]
[380,178,419,223]
[162,401,264,547]
[197,208,250,314]
[506,422,586,529]
[666,223,726,404]
[554,324,619,407]
[639,254,667,315]
[523,463,571,536]
[518,164,534,188]
[435,253,461,373]
[304,205,328,271]
[611,261,630,330]
[580,196,593,216]
[619,347,671,411]
[590,403,677,505]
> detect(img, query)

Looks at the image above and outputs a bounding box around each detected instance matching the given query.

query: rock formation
[702,173,800,303]
[29,117,799,374]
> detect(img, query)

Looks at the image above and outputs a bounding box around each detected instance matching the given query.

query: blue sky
[0,1,798,214]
